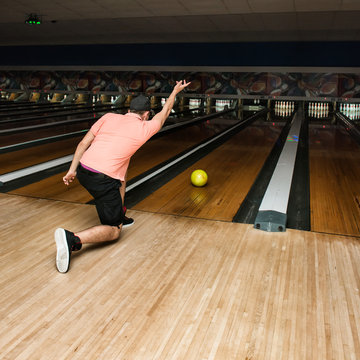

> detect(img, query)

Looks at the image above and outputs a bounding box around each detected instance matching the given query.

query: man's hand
[173,80,191,94]
[63,170,76,186]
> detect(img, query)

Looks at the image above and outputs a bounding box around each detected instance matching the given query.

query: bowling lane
[133,120,283,222]
[0,136,81,174]
[309,124,360,236]
[8,113,239,203]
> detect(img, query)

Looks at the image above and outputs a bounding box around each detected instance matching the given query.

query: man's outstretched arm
[152,80,191,128]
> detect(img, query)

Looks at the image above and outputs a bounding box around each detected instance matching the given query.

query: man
[55,80,190,273]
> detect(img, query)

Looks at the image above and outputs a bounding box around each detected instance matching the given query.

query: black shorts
[77,165,124,227]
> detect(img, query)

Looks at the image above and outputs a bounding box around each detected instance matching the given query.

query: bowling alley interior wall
[1,41,360,99]
[1,70,360,99]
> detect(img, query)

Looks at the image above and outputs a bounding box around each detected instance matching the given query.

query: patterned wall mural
[1,70,360,98]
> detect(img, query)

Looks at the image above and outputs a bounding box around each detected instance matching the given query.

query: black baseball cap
[130,95,151,111]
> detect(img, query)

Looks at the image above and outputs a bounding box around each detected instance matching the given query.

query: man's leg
[55,224,122,273]
[56,167,125,273]
[120,176,126,203]
[76,224,122,243]
[120,174,134,228]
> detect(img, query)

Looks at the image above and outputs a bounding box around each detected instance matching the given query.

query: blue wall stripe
[1,42,360,67]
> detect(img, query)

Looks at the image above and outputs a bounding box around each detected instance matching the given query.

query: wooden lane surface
[0,136,82,174]
[134,122,283,222]
[1,193,360,359]
[8,118,237,203]
[309,125,360,236]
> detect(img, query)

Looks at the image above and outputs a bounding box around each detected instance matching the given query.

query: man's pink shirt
[80,112,161,180]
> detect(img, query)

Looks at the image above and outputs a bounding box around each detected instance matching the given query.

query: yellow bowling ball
[191,169,208,187]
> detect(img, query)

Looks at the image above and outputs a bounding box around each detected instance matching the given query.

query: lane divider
[0,130,87,154]
[0,155,73,184]
[254,109,303,232]
[0,116,100,135]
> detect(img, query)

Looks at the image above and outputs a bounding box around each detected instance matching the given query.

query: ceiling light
[25,13,42,25]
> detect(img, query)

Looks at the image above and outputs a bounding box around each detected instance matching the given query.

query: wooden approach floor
[1,193,360,359]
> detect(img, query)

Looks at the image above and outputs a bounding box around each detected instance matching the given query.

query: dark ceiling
[1,0,360,46]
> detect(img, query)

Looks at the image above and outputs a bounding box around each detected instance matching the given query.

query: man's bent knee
[111,224,122,239]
